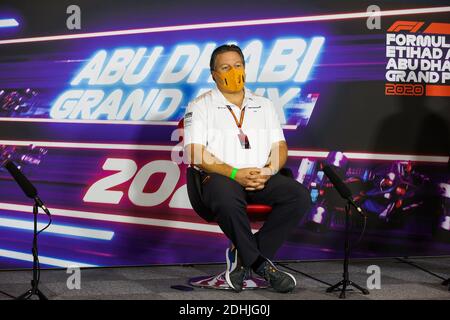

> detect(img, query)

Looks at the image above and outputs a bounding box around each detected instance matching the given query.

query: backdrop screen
[0,0,449,268]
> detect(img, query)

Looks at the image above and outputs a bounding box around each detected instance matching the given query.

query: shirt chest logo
[217,105,261,111]
[248,106,262,112]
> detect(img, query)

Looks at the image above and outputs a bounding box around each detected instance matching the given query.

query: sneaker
[255,259,297,293]
[225,247,246,292]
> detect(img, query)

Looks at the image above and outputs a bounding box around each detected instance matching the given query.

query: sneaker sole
[285,270,297,287]
[225,248,239,291]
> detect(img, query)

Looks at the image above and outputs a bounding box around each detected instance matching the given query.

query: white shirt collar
[212,87,254,108]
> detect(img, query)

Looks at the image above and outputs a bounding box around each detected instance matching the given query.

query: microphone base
[442,279,450,291]
[16,280,48,300]
[326,278,369,299]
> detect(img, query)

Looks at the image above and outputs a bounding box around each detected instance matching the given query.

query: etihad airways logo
[385,21,450,97]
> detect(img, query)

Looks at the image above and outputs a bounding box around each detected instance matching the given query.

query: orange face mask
[214,67,245,93]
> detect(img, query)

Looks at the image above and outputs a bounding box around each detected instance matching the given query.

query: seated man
[183,44,311,293]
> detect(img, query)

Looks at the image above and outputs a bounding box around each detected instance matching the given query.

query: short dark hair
[209,44,245,71]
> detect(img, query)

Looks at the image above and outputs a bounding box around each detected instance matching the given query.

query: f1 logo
[387,21,424,33]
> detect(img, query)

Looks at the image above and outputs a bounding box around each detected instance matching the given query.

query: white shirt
[183,87,285,169]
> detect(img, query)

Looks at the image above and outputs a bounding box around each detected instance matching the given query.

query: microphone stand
[16,200,48,300]
[395,257,450,291]
[326,202,369,299]
[443,278,450,291]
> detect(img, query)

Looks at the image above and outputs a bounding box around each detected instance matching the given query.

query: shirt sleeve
[183,101,208,148]
[267,101,285,144]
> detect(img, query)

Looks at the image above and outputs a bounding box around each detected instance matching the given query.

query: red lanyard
[226,105,251,149]
[226,105,246,129]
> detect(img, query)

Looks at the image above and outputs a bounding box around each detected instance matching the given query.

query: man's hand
[242,167,274,191]
[234,168,263,189]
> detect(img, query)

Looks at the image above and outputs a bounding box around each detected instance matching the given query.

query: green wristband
[230,168,238,180]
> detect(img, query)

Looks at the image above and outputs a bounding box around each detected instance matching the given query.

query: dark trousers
[201,172,312,267]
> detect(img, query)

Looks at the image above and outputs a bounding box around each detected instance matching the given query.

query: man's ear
[211,70,217,83]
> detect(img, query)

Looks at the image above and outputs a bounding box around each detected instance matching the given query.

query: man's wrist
[263,165,278,176]
[230,167,238,180]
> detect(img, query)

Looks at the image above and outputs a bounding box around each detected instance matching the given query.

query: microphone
[322,165,365,217]
[3,160,51,215]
